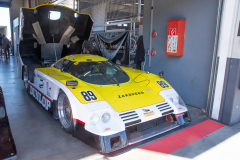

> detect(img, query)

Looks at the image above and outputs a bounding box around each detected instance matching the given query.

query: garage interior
[0,0,240,160]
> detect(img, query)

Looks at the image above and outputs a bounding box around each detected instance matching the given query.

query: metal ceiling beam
[0,0,12,3]
[0,2,10,7]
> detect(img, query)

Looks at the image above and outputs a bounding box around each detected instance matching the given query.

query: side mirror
[159,71,164,78]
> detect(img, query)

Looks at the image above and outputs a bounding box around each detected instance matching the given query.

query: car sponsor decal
[46,81,51,97]
[29,85,52,110]
[142,109,155,117]
[80,91,98,102]
[156,80,169,88]
[118,91,144,98]
[39,79,44,88]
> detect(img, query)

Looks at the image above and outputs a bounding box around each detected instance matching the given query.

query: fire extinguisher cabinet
[166,19,186,56]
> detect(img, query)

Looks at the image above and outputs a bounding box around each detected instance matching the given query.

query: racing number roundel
[80,91,98,102]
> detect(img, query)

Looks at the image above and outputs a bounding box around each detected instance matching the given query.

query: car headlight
[101,112,111,123]
[90,114,100,125]
[167,94,186,107]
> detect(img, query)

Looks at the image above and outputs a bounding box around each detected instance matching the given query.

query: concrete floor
[1,56,240,160]
[0,57,101,160]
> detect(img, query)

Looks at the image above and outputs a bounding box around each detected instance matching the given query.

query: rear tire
[57,90,74,134]
[23,67,29,90]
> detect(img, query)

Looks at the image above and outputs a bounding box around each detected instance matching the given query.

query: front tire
[57,90,74,134]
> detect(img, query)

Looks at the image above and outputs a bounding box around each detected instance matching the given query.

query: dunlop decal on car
[156,81,169,88]
[29,85,52,110]
[80,91,98,102]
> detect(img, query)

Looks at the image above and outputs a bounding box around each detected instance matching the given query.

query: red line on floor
[140,120,225,154]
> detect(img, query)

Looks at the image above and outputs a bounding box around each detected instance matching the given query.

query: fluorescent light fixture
[49,11,61,20]
[123,3,132,6]
[135,3,144,5]
[74,13,79,18]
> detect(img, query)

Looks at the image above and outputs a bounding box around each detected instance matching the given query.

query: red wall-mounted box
[166,19,186,56]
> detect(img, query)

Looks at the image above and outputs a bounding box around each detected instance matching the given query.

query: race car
[22,54,190,153]
[19,4,191,153]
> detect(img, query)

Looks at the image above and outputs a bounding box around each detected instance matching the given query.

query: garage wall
[0,27,7,35]
[23,0,29,8]
[143,0,219,108]
[91,3,106,32]
[11,0,23,20]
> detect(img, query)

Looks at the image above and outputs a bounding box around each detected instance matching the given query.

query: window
[68,61,130,85]
[54,59,71,70]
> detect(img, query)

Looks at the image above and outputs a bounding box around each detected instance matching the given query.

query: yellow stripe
[21,4,89,15]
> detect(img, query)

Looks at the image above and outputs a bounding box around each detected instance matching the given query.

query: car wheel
[57,90,74,134]
[23,68,29,90]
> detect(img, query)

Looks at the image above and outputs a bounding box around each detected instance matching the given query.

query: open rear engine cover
[19,4,94,61]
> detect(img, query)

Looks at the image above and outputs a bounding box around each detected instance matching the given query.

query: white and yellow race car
[23,54,190,153]
[19,4,190,153]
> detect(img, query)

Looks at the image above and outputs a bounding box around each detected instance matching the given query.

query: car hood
[37,67,170,113]
[91,82,165,112]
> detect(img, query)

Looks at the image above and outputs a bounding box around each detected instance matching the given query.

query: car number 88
[80,91,98,101]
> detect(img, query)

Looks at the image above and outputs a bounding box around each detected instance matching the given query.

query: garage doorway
[0,7,11,39]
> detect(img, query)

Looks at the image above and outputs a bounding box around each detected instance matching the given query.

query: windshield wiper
[112,77,119,86]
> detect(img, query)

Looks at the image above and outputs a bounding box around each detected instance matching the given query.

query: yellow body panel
[21,4,89,15]
[63,54,108,62]
[37,54,173,113]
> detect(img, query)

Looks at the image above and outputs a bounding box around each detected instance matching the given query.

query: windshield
[67,61,130,85]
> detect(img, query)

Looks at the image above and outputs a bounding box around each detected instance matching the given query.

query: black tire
[57,90,74,134]
[23,67,29,90]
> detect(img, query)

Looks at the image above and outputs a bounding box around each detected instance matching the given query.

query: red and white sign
[170,28,176,35]
[166,19,186,56]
